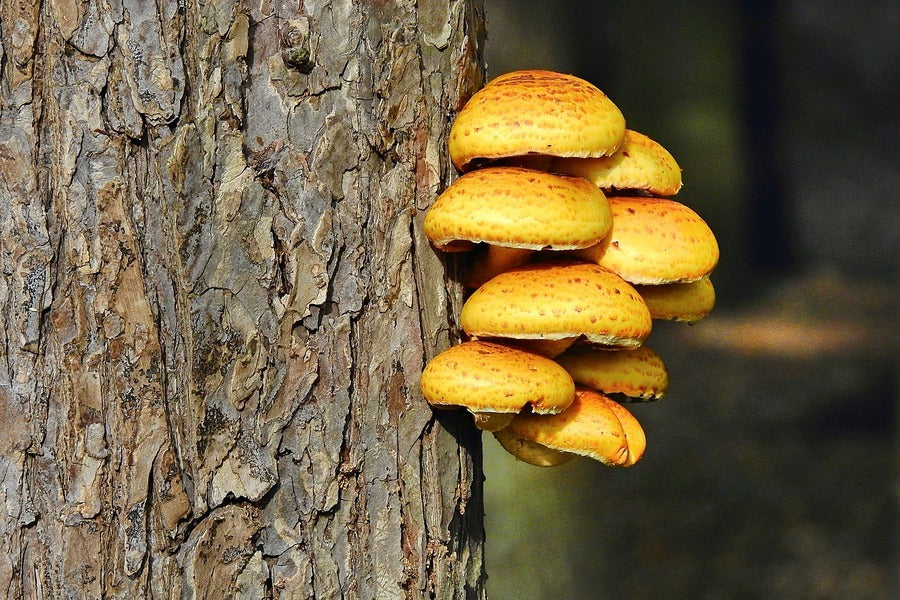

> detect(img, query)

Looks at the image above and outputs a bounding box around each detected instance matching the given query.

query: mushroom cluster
[421,70,719,468]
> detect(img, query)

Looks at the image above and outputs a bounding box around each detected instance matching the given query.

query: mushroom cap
[420,340,575,417]
[493,428,575,467]
[552,130,683,197]
[601,394,646,466]
[555,344,669,400]
[460,261,653,348]
[576,196,719,284]
[496,387,646,467]
[636,276,716,323]
[449,70,626,172]
[424,166,612,251]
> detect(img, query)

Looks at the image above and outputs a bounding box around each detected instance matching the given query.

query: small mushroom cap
[636,276,716,323]
[471,412,515,432]
[552,130,683,197]
[460,261,653,348]
[576,196,719,284]
[449,70,626,172]
[493,428,575,467]
[424,166,612,251]
[555,344,669,400]
[497,387,645,467]
[601,394,646,466]
[420,340,575,417]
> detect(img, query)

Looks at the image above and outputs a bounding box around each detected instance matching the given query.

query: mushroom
[424,166,613,287]
[573,196,719,285]
[552,129,683,197]
[459,261,653,356]
[635,276,716,323]
[494,387,646,467]
[420,340,575,432]
[419,67,724,470]
[449,70,626,172]
[555,344,669,400]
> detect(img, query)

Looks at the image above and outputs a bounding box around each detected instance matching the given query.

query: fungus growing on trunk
[574,196,720,285]
[423,68,722,470]
[460,261,653,352]
[424,166,612,287]
[448,70,626,172]
[555,344,669,400]
[552,129,683,197]
[636,276,717,323]
[494,387,646,467]
[420,340,575,432]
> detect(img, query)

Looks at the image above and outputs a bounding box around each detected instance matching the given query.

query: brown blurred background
[480,1,898,598]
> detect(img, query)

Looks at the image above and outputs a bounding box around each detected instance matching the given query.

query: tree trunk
[0,0,486,597]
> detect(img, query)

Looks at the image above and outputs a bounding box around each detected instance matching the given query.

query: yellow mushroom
[494,387,646,467]
[574,196,719,284]
[553,129,683,197]
[424,166,612,287]
[636,276,716,323]
[555,344,669,400]
[420,340,575,431]
[449,70,626,172]
[460,261,653,353]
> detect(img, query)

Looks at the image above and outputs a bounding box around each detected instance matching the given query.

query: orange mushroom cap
[494,387,646,467]
[636,276,716,323]
[420,340,575,430]
[575,196,719,284]
[460,261,653,348]
[449,70,626,172]
[555,344,669,400]
[424,166,612,251]
[553,129,683,197]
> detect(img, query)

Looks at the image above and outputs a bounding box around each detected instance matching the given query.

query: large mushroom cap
[449,70,626,172]
[555,344,669,400]
[460,261,652,348]
[576,196,719,284]
[424,166,612,251]
[495,387,646,467]
[636,276,716,323]
[553,130,683,197]
[420,340,575,429]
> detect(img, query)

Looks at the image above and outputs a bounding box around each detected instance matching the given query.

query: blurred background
[479,1,898,598]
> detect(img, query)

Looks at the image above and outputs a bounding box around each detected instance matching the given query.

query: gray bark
[0,0,486,597]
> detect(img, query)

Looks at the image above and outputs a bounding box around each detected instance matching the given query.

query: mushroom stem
[466,246,534,288]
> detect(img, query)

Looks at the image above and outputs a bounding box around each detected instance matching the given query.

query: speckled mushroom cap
[493,428,575,467]
[424,166,613,250]
[601,394,646,466]
[460,261,652,348]
[495,387,646,467]
[636,276,716,323]
[552,130,683,196]
[555,344,669,400]
[449,70,626,172]
[420,340,575,416]
[576,196,719,284]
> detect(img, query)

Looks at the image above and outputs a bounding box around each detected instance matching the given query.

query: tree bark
[0,0,486,597]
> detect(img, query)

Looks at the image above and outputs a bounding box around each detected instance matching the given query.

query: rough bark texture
[0,0,486,598]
